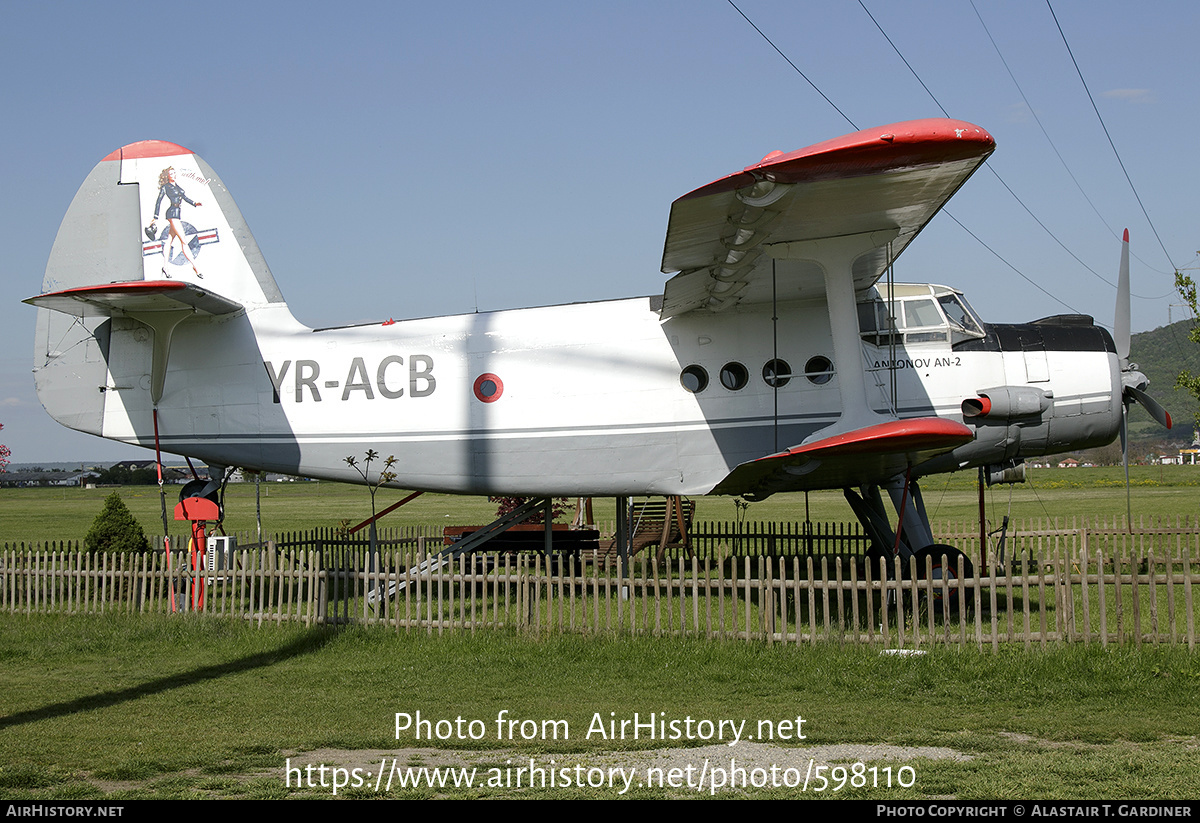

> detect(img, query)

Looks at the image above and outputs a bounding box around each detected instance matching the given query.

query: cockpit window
[857,301,898,347]
[857,286,984,347]
[937,294,982,336]
[903,299,942,329]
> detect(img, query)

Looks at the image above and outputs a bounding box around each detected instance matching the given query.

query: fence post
[315,539,327,625]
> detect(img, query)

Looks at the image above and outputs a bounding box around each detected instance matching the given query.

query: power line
[970,0,1174,289]
[859,0,1144,299]
[1045,0,1179,274]
[725,0,858,131]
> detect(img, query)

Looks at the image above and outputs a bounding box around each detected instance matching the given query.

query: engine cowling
[962,386,1051,420]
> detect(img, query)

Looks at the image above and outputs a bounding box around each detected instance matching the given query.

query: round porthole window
[762,358,792,388]
[805,356,834,385]
[680,365,708,393]
[473,373,504,402]
[720,362,748,391]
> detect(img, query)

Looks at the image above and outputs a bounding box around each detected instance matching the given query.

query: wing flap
[711,418,974,499]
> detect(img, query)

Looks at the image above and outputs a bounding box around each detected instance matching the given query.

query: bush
[84,492,151,553]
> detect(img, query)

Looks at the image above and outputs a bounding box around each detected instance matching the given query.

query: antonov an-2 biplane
[27,118,1168,579]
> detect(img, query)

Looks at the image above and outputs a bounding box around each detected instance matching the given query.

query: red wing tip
[101,140,194,162]
[765,418,974,460]
[1123,228,1130,242]
[1166,412,1173,429]
[745,118,994,173]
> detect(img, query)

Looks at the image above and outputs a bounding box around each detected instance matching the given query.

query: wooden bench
[594,496,694,564]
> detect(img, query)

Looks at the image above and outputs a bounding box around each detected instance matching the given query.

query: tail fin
[35,140,285,306]
[27,141,291,435]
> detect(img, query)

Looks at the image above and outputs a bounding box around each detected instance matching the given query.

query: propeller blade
[1116,228,1131,363]
[1121,401,1131,529]
[1125,384,1173,430]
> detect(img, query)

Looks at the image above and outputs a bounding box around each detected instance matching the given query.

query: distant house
[0,470,98,488]
[1182,430,1200,465]
[1057,458,1079,468]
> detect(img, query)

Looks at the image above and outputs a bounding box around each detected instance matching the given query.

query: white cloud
[1006,102,1033,124]
[1103,88,1155,104]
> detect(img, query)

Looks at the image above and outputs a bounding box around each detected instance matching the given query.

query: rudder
[29,141,292,438]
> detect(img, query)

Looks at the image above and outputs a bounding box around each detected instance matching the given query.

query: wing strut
[131,309,193,406]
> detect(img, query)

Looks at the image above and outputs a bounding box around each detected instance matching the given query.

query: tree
[344,450,397,564]
[488,496,569,524]
[0,423,9,472]
[85,492,151,553]
[93,464,158,485]
[1175,272,1200,427]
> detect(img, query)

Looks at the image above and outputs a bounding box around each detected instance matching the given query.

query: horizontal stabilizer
[711,418,974,499]
[25,280,242,317]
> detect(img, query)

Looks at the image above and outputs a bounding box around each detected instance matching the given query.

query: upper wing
[659,118,994,318]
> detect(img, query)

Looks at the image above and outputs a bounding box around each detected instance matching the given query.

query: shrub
[84,492,151,553]
[488,496,569,523]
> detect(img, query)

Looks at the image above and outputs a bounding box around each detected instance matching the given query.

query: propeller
[1115,229,1172,525]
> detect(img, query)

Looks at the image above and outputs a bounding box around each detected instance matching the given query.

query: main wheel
[911,544,974,610]
[864,544,895,580]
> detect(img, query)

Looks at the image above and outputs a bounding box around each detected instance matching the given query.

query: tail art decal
[110,141,282,307]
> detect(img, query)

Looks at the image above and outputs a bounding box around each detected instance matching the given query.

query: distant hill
[1127,318,1200,443]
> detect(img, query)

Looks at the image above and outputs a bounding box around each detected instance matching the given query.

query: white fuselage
[88,285,1121,496]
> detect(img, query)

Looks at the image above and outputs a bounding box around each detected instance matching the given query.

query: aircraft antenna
[885,241,898,414]
[771,260,779,452]
[152,408,177,613]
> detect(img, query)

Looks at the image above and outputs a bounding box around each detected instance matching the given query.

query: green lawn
[3,468,1200,799]
[0,615,1197,799]
[4,465,1200,546]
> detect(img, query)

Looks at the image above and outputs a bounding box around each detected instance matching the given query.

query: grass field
[0,616,1197,799]
[3,468,1200,800]
[4,465,1200,545]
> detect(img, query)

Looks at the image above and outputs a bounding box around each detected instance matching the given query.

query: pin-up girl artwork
[145,167,204,278]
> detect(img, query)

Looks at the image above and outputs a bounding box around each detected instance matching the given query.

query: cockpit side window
[857,301,878,334]
[903,299,942,329]
[937,294,983,337]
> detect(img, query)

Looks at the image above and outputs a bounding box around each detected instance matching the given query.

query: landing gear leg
[911,544,974,611]
[843,483,916,581]
[847,474,975,614]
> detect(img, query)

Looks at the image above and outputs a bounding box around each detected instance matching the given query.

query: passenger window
[680,365,708,393]
[720,362,748,391]
[762,359,791,388]
[805,356,834,385]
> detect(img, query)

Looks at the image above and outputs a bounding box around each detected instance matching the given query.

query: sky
[1,0,1196,464]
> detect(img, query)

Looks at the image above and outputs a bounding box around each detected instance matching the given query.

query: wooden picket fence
[2,516,1198,648]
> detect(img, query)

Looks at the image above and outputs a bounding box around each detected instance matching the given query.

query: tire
[911,544,974,610]
[864,544,894,580]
